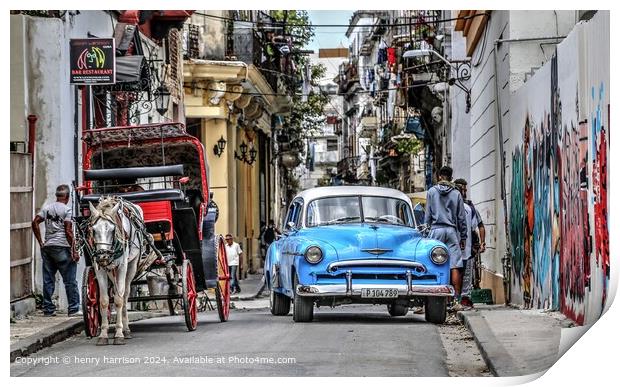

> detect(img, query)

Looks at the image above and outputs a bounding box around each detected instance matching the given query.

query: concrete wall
[448,14,471,184]
[459,10,581,305]
[13,12,115,309]
[189,11,227,60]
[505,11,608,325]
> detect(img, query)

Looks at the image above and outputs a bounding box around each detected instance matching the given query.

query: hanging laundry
[387,47,396,65]
[377,39,388,64]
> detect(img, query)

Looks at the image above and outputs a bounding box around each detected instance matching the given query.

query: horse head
[89,200,122,268]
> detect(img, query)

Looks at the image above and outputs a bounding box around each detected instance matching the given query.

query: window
[362,197,414,227]
[327,138,338,152]
[284,200,304,230]
[306,196,361,227]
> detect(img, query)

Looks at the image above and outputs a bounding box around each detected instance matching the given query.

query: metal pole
[493,42,511,305]
[495,36,565,44]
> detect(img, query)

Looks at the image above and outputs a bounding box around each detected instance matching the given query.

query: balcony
[229,24,279,92]
[359,116,378,138]
[337,58,361,95]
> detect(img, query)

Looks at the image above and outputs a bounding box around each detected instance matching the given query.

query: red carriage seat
[136,200,174,241]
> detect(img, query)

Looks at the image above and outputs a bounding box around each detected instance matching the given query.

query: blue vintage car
[264,186,453,323]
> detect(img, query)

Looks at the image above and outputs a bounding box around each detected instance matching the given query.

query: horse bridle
[90,216,123,269]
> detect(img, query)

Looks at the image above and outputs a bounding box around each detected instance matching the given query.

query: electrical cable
[193,11,490,29]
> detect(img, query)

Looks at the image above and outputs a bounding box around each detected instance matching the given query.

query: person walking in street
[31,184,80,316]
[454,178,486,310]
[225,234,243,294]
[262,220,281,251]
[424,166,468,310]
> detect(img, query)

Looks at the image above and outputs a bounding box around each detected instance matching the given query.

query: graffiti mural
[591,83,609,311]
[507,13,609,325]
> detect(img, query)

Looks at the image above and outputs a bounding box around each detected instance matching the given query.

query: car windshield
[306,196,414,227]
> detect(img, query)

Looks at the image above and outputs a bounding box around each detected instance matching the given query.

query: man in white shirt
[224,234,243,294]
[31,184,80,316]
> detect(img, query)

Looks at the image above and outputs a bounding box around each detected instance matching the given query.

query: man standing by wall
[225,233,243,294]
[424,166,467,309]
[454,178,486,309]
[31,184,80,316]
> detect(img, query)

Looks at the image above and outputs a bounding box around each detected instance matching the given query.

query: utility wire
[193,11,489,29]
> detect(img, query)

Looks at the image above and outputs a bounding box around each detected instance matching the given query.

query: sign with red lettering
[70,38,115,84]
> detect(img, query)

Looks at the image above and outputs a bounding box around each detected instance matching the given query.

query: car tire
[292,273,313,322]
[270,288,291,316]
[424,296,447,324]
[387,303,409,317]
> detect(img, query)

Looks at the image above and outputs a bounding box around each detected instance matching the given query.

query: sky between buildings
[306,10,353,51]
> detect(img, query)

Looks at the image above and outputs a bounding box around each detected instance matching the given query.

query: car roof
[295,186,412,205]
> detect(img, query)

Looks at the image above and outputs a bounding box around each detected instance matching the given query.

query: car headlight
[304,246,323,264]
[430,246,449,265]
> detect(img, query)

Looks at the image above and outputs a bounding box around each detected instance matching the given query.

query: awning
[115,55,147,84]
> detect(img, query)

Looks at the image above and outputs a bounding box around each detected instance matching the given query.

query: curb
[230,282,266,301]
[457,310,515,377]
[10,311,164,363]
[10,318,83,363]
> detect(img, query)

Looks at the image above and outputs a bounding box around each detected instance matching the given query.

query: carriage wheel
[182,259,198,331]
[216,236,230,322]
[81,266,100,338]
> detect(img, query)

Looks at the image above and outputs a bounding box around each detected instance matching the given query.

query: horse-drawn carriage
[75,122,229,344]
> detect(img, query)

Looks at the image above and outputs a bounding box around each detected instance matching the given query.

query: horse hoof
[113,337,126,345]
[123,331,132,339]
[96,338,109,346]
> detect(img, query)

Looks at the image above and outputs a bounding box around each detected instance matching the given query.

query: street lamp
[154,84,171,116]
[248,145,258,165]
[213,135,227,157]
[235,141,248,162]
[403,48,472,113]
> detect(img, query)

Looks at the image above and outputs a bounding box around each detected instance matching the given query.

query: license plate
[360,288,399,298]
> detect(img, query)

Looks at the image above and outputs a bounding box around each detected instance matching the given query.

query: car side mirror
[417,223,430,236]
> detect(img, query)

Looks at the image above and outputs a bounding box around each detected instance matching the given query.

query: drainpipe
[27,115,37,299]
[492,35,565,305]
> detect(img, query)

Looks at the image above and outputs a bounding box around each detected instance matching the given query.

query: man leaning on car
[424,166,468,310]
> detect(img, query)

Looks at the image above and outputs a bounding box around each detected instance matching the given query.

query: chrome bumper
[296,269,454,298]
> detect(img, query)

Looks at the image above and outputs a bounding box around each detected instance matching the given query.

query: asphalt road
[11,304,487,377]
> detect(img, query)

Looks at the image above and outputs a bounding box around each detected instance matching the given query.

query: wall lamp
[213,135,227,157]
[154,84,171,116]
[235,141,257,165]
[403,48,472,113]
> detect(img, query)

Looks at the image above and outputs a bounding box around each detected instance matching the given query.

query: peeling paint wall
[21,11,115,309]
[507,11,609,325]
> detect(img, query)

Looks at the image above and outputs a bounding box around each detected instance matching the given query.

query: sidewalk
[232,272,267,301]
[457,304,577,377]
[10,309,166,362]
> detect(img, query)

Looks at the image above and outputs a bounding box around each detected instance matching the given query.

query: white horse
[88,197,153,345]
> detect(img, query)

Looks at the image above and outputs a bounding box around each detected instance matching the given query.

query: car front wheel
[424,296,447,324]
[270,288,291,316]
[292,273,314,322]
[387,303,409,316]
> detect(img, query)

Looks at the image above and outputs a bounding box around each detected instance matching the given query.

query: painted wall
[506,11,609,324]
[460,11,582,304]
[18,12,115,310]
[447,13,471,184]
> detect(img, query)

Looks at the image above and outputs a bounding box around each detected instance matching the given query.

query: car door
[281,199,303,292]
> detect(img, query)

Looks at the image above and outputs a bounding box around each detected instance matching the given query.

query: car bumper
[296,283,454,298]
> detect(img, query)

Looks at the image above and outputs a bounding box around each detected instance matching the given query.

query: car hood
[300,223,421,260]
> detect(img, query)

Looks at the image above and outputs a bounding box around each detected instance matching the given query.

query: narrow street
[11,305,489,377]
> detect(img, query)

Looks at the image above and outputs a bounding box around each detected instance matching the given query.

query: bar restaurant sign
[70,38,116,84]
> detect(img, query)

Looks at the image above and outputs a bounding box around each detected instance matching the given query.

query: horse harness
[89,198,148,270]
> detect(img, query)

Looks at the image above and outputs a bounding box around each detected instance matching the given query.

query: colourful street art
[508,21,609,324]
[591,83,609,311]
